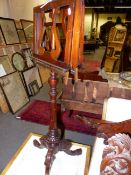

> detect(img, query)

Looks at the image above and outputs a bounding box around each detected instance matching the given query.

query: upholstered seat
[88,97,131,175]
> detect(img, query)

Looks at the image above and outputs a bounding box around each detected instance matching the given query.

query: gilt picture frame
[106,47,114,57]
[0,17,20,45]
[0,71,29,113]
[113,30,126,43]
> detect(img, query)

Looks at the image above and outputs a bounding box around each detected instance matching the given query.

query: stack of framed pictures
[11,51,42,96]
[0,17,37,113]
[0,17,33,45]
[12,49,35,72]
[0,71,29,113]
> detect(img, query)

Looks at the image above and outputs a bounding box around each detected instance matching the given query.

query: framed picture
[114,50,121,58]
[113,30,126,43]
[29,80,39,96]
[12,52,26,71]
[0,71,29,113]
[106,47,114,57]
[17,29,27,43]
[22,66,42,96]
[20,19,33,42]
[0,64,6,77]
[104,58,117,72]
[15,20,22,29]
[0,55,14,74]
[21,48,34,68]
[108,27,116,42]
[0,26,6,46]
[0,17,20,44]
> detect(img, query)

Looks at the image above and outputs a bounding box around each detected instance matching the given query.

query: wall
[0,0,10,18]
[84,8,92,38]
[0,0,47,20]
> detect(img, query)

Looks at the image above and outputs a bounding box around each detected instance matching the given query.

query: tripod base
[33,129,82,175]
[34,71,82,175]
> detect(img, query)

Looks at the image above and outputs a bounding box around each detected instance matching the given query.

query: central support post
[33,70,82,175]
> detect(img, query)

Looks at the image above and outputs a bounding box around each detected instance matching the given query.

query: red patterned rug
[18,100,101,135]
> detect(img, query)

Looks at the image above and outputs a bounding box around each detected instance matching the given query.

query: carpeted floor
[18,99,101,135]
[18,100,61,126]
[81,59,101,72]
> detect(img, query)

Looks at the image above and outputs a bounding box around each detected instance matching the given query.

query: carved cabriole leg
[33,70,82,175]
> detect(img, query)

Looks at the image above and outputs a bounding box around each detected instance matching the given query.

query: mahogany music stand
[33,0,85,174]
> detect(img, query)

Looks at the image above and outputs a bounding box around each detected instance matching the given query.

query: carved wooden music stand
[33,0,85,174]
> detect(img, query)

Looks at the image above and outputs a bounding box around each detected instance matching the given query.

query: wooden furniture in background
[62,77,131,114]
[99,21,114,45]
[101,23,127,72]
[84,39,96,53]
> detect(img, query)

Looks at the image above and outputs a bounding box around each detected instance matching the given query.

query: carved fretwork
[97,119,131,141]
[76,116,131,174]
[100,133,131,175]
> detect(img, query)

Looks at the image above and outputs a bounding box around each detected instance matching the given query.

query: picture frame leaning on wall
[12,52,26,72]
[0,17,20,45]
[17,29,27,44]
[0,55,14,74]
[21,48,34,68]
[22,66,42,96]
[20,19,33,43]
[0,71,29,113]
[29,80,39,96]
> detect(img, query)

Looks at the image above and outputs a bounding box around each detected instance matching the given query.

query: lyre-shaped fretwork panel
[33,0,84,70]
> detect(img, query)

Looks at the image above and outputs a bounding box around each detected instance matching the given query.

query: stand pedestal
[33,70,82,175]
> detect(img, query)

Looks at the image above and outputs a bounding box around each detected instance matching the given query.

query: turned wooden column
[49,70,58,130]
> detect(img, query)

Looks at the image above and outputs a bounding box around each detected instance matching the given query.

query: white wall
[0,0,47,20]
[84,8,92,38]
[0,0,10,18]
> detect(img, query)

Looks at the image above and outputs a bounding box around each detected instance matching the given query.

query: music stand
[33,0,85,174]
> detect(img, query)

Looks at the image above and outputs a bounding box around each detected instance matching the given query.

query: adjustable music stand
[33,0,85,174]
